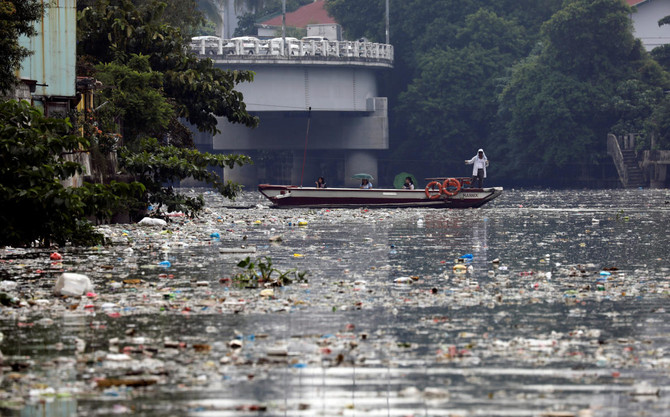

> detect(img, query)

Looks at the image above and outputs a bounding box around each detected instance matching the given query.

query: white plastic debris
[0,280,17,291]
[53,273,93,296]
[219,246,256,254]
[138,217,167,226]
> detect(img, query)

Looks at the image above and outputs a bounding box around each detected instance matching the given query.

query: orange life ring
[441,178,461,196]
[424,181,443,199]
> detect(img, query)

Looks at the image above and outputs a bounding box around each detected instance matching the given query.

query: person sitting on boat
[315,177,326,188]
[403,176,414,190]
[360,178,373,189]
[465,148,489,188]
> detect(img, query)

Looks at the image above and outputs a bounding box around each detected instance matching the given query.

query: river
[1,188,669,416]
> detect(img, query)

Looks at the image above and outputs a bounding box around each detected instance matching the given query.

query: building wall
[307,24,342,41]
[18,0,77,101]
[631,0,670,50]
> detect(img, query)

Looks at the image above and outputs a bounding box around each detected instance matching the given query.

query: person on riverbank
[315,177,326,188]
[465,148,489,188]
[360,178,373,189]
[403,177,414,190]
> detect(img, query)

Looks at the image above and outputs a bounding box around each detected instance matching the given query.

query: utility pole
[385,0,389,44]
[282,0,286,55]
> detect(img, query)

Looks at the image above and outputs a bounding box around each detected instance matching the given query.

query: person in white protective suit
[465,148,489,188]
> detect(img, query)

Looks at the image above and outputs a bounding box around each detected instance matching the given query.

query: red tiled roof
[261,0,336,28]
[626,0,647,6]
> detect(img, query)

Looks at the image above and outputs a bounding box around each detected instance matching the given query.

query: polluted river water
[1,188,669,417]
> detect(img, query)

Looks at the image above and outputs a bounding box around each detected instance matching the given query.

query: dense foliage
[498,0,669,179]
[120,137,251,215]
[75,0,259,209]
[77,0,205,37]
[0,0,43,94]
[77,0,259,137]
[0,0,261,247]
[326,0,670,185]
[0,100,145,247]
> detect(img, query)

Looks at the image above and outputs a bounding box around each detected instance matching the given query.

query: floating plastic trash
[219,246,256,254]
[138,217,167,227]
[158,261,171,267]
[53,273,93,296]
[0,281,17,291]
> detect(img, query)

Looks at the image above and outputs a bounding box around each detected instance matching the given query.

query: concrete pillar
[650,164,667,188]
[292,151,309,187]
[345,151,378,187]
[224,163,257,186]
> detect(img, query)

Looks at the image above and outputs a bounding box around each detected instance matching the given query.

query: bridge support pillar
[292,151,323,187]
[345,151,378,187]
[223,162,258,187]
[650,164,667,188]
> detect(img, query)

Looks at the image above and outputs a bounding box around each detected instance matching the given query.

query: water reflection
[20,398,77,417]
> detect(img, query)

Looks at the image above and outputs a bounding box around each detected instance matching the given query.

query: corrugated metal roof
[18,0,77,98]
[261,0,336,28]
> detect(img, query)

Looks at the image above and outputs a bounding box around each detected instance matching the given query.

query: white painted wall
[231,66,377,112]
[631,0,670,50]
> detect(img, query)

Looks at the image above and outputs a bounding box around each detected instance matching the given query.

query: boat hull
[258,185,503,208]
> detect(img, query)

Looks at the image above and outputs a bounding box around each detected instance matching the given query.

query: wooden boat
[258,177,502,209]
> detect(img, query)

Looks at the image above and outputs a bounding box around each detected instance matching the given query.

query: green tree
[393,8,532,178]
[541,0,639,81]
[76,0,259,215]
[94,55,175,142]
[233,13,258,36]
[646,14,670,149]
[135,0,204,37]
[120,137,251,214]
[327,0,564,181]
[325,0,385,41]
[77,0,258,136]
[497,0,667,183]
[644,97,670,149]
[78,0,205,37]
[0,100,145,247]
[397,45,514,175]
[498,60,611,179]
[0,0,43,94]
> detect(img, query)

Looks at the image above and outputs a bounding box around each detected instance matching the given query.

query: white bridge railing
[189,37,394,62]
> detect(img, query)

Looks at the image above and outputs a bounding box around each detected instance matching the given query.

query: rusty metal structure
[17,0,77,116]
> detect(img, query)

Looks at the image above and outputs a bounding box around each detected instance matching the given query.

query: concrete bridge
[189,38,393,187]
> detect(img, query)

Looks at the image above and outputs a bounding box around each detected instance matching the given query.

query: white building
[628,0,670,51]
